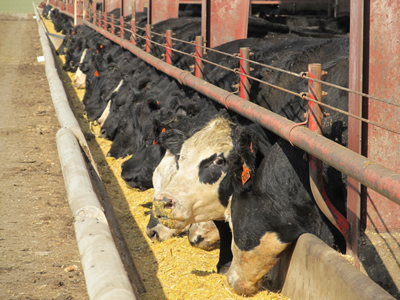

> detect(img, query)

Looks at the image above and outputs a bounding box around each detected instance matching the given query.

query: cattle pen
[33,0,399,299]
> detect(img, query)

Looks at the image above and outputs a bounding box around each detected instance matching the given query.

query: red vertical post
[98,11,101,27]
[166,29,173,65]
[195,36,204,79]
[146,24,152,53]
[131,19,136,45]
[74,0,83,26]
[308,64,324,135]
[110,14,114,34]
[92,3,96,24]
[347,0,363,268]
[120,15,124,39]
[307,63,350,241]
[239,47,250,101]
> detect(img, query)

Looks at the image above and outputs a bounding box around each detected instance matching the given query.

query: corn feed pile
[42,16,288,300]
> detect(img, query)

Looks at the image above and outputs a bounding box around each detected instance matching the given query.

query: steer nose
[153,195,174,218]
[189,235,204,247]
[154,195,174,208]
[100,128,109,139]
[146,227,160,241]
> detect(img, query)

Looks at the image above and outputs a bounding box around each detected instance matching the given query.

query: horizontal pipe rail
[83,19,400,207]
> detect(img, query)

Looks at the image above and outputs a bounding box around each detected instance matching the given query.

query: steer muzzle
[146,212,177,241]
[227,272,262,296]
[152,195,184,230]
[152,196,174,218]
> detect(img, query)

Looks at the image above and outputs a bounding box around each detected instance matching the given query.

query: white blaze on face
[154,117,234,227]
[97,79,124,127]
[73,48,87,89]
[97,100,111,127]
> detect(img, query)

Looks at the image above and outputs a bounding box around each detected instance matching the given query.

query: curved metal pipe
[307,63,349,240]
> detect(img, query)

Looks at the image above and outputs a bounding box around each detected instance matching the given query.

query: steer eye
[212,157,225,166]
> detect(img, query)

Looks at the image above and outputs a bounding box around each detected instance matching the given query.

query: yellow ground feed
[42,16,288,300]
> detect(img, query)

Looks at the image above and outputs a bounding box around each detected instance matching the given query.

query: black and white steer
[152,116,345,295]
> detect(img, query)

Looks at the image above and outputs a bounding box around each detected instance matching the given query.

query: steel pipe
[111,14,114,34]
[240,47,250,100]
[120,15,124,39]
[166,29,173,65]
[195,36,204,79]
[145,24,151,53]
[82,19,400,207]
[131,18,136,45]
[307,63,350,240]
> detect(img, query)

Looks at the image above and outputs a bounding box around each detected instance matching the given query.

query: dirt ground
[0,14,89,299]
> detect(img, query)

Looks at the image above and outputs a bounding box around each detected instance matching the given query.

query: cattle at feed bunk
[152,114,346,295]
[46,6,350,295]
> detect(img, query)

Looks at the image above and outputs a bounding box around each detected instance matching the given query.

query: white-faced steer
[152,116,345,295]
[153,120,234,229]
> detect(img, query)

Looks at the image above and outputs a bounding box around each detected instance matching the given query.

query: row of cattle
[44,4,350,295]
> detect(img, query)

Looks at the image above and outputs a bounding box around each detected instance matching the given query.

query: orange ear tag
[250,142,254,153]
[161,128,166,133]
[94,70,99,77]
[153,140,157,145]
[241,165,250,185]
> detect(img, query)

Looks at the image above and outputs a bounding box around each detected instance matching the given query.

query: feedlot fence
[50,0,400,273]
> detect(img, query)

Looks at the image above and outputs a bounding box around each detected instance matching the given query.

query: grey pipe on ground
[33,4,137,299]
[56,128,136,300]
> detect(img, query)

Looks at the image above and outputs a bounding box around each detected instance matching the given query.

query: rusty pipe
[307,63,350,240]
[146,24,151,53]
[195,36,204,79]
[166,29,173,65]
[110,14,114,34]
[81,19,400,207]
[240,47,250,100]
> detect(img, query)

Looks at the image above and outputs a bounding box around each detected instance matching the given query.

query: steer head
[152,116,234,230]
[152,116,260,230]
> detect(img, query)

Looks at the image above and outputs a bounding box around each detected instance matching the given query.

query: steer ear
[159,129,188,156]
[231,127,258,186]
